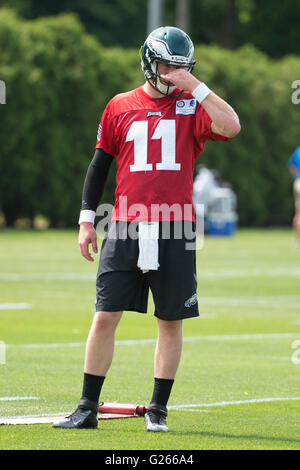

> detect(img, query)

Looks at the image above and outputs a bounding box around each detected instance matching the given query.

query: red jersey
[96,86,228,222]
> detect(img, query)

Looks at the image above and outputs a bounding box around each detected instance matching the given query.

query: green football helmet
[141,26,196,96]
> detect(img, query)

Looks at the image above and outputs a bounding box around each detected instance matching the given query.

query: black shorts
[95,221,199,321]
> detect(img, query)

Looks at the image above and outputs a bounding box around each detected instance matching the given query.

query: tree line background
[0,1,300,227]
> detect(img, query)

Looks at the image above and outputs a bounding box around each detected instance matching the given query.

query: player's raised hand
[78,222,98,262]
[159,67,200,93]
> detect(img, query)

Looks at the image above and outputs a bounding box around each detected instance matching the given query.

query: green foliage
[0,0,147,48]
[192,44,300,226]
[237,0,300,58]
[2,0,300,57]
[0,9,299,227]
[0,9,142,226]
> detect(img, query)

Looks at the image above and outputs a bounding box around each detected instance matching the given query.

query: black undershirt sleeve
[81,148,114,211]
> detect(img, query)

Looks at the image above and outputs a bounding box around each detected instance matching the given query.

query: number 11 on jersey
[126,119,181,172]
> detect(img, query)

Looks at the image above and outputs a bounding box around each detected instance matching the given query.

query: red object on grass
[97,402,147,419]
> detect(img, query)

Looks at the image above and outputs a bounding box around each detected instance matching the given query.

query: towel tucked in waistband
[137,222,160,273]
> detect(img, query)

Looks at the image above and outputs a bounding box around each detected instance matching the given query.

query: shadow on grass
[170,430,300,445]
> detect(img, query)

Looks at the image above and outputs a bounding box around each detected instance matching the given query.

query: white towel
[137,222,159,272]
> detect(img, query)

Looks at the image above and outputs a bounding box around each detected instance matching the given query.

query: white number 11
[126,119,180,172]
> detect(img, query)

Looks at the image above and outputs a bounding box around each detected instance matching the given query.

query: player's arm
[78,149,114,262]
[160,68,241,138]
[200,92,241,138]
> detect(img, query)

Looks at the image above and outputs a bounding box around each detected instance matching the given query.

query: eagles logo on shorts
[184,293,198,308]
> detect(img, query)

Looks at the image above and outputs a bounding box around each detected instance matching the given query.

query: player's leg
[53,221,149,430]
[84,310,123,376]
[53,310,122,429]
[293,181,300,247]
[144,319,183,432]
[144,221,198,432]
[154,318,183,379]
[293,212,300,247]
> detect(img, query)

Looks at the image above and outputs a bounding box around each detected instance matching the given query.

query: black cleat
[144,403,169,432]
[52,398,98,429]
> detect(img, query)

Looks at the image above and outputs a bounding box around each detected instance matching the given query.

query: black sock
[150,377,174,407]
[81,373,105,404]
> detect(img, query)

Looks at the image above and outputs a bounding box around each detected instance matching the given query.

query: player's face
[156,62,179,83]
[155,62,189,87]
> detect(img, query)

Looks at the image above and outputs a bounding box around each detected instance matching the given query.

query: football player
[53,26,240,432]
[288,145,300,248]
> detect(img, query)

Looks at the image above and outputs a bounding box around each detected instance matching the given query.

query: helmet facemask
[149,60,176,95]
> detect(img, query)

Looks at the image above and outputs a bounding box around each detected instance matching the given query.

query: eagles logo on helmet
[140,26,196,97]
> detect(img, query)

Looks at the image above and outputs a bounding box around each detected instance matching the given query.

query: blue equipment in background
[193,167,238,237]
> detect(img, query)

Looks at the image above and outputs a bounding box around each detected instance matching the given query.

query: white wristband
[192,83,212,103]
[78,209,96,225]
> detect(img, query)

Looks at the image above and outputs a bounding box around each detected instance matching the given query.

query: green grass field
[0,228,300,450]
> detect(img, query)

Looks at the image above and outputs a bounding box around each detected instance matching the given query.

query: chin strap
[154,89,184,100]
[146,77,184,100]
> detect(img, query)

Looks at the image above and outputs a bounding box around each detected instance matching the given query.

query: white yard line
[1,396,300,424]
[0,416,66,425]
[198,269,300,279]
[0,397,40,401]
[271,357,292,361]
[176,409,211,413]
[5,332,300,350]
[1,268,300,282]
[196,296,300,308]
[0,273,95,281]
[168,396,300,410]
[183,333,299,341]
[6,342,86,349]
[0,303,32,310]
[1,297,299,311]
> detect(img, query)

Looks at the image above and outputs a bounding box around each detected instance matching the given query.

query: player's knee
[92,311,121,333]
[158,319,182,338]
